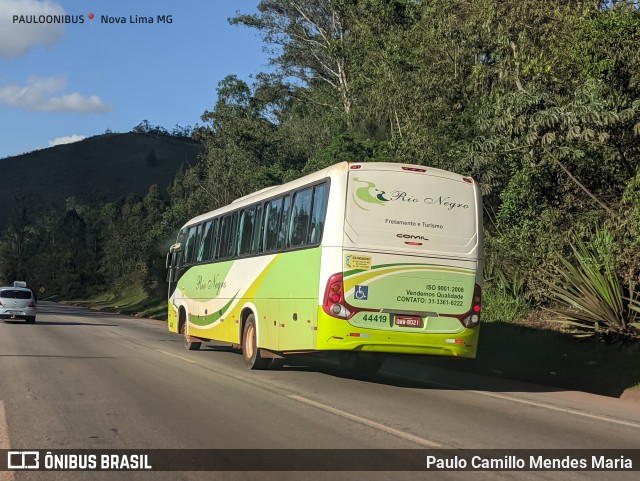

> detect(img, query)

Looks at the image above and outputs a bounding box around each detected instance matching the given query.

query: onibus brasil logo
[352,178,390,211]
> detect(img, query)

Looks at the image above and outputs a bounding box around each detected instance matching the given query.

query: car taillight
[323,273,354,319]
[461,284,481,328]
[28,301,36,308]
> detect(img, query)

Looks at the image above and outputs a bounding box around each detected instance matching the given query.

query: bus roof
[180,161,474,229]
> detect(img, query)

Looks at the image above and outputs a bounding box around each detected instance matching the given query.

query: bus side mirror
[166,252,171,269]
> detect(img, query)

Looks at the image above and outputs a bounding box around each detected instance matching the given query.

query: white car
[0,286,37,323]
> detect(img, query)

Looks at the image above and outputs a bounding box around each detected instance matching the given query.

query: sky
[0,0,270,158]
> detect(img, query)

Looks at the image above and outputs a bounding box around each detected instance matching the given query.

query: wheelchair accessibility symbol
[354,285,369,300]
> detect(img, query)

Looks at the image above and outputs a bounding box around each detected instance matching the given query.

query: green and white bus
[166,162,482,373]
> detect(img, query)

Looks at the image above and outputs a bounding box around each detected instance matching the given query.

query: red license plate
[394,315,423,328]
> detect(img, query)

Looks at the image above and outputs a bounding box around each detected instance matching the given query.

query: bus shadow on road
[277,354,571,395]
[202,345,236,351]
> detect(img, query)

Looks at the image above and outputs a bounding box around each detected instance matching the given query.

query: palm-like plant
[544,236,640,343]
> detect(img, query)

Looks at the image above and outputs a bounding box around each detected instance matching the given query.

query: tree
[231,0,354,124]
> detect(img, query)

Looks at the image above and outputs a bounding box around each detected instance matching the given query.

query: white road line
[288,394,441,448]
[406,375,640,430]
[156,349,198,365]
[156,348,441,447]
[0,401,15,481]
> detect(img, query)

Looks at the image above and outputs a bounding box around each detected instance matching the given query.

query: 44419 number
[362,314,388,323]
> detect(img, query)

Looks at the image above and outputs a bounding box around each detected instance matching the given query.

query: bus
[166,161,482,373]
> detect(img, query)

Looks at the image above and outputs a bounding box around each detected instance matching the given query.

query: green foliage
[483,252,531,323]
[482,286,531,323]
[573,1,640,97]
[230,0,354,119]
[99,186,169,294]
[611,167,640,286]
[543,232,640,343]
[0,193,43,285]
[302,133,395,174]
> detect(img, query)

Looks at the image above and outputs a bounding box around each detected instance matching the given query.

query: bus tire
[182,320,201,351]
[242,315,269,370]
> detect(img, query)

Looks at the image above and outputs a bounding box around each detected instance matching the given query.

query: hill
[0,132,201,225]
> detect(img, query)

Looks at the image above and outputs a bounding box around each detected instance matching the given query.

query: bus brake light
[461,284,482,328]
[323,273,353,319]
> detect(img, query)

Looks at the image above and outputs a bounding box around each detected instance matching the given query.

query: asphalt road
[1,302,639,481]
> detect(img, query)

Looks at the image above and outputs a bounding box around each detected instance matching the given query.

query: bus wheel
[182,321,201,351]
[242,315,269,370]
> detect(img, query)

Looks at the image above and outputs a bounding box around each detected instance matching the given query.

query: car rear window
[0,289,32,299]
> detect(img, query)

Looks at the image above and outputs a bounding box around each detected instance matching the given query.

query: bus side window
[173,227,187,272]
[197,220,214,263]
[176,228,188,250]
[251,203,263,254]
[212,217,222,260]
[288,188,312,247]
[238,206,256,257]
[230,212,239,258]
[208,218,219,261]
[278,195,291,249]
[216,215,229,259]
[184,225,198,265]
[194,223,204,262]
[310,183,328,244]
[263,198,282,252]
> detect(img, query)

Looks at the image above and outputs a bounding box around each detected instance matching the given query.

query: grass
[482,285,531,323]
[62,288,166,320]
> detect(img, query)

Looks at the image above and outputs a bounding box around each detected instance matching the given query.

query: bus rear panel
[316,163,482,358]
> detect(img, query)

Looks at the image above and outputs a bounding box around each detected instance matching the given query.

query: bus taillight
[323,273,352,319]
[461,284,482,328]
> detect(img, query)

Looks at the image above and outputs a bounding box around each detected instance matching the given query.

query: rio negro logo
[195,274,227,295]
[352,178,469,212]
[352,178,390,211]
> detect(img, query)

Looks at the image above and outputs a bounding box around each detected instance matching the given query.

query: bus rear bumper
[315,311,479,359]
